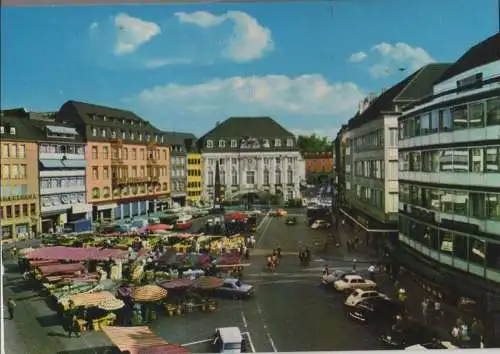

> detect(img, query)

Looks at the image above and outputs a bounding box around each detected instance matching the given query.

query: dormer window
[92,127,97,136]
[103,115,107,121]
[161,136,164,143]
[122,119,126,124]
[130,121,134,126]
[231,139,237,148]
[219,140,226,148]
[130,132,135,140]
[0,126,4,134]
[92,115,97,120]
[286,138,294,147]
[101,129,106,137]
[111,130,116,138]
[146,134,150,141]
[139,134,143,141]
[263,139,270,148]
[155,135,158,142]
[9,127,15,135]
[139,122,142,127]
[206,140,214,148]
[275,139,281,147]
[122,131,126,139]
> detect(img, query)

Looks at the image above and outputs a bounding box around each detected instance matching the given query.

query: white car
[321,270,346,284]
[405,341,458,350]
[334,274,377,292]
[344,289,389,307]
[311,220,331,229]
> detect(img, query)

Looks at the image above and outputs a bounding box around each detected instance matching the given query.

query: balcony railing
[147,156,158,165]
[41,185,86,195]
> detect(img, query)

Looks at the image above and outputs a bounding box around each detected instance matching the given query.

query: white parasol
[98,298,125,311]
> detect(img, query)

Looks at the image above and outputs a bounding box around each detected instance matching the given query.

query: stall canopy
[25,246,128,261]
[102,326,186,354]
[216,253,241,266]
[146,224,174,232]
[38,263,85,276]
[132,285,168,302]
[192,276,224,289]
[64,291,116,308]
[158,279,194,290]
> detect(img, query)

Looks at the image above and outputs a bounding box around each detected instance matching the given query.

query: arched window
[103,187,110,198]
[220,170,226,185]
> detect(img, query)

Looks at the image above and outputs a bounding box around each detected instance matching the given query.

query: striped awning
[132,285,167,302]
[102,326,175,354]
[65,291,115,308]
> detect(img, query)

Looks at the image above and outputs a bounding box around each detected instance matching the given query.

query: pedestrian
[7,298,16,319]
[433,299,442,324]
[368,263,375,281]
[421,298,430,325]
[67,315,81,337]
[470,318,484,348]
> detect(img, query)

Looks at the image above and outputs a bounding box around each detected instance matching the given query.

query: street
[3,211,386,353]
[155,214,385,352]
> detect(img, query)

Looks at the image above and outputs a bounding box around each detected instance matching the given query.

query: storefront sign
[72,203,92,214]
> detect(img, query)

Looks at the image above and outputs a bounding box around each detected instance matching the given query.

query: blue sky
[1,0,497,137]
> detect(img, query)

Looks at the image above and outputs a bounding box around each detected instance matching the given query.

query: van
[212,327,244,353]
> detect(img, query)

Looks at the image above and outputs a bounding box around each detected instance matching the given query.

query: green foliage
[297,134,332,153]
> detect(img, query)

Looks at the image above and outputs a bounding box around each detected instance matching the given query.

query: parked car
[321,270,346,285]
[380,321,439,349]
[285,216,297,225]
[347,297,403,326]
[215,278,255,299]
[344,289,389,307]
[212,327,245,353]
[334,274,377,292]
[405,341,458,350]
[311,220,331,230]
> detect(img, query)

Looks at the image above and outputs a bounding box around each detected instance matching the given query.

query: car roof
[224,278,239,283]
[345,274,363,280]
[216,327,243,342]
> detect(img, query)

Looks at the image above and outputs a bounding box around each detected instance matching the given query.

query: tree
[297,134,332,153]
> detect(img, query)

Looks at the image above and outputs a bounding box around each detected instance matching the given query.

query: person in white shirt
[368,263,376,281]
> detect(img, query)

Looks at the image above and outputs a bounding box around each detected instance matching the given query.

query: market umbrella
[192,276,224,290]
[157,279,194,290]
[132,284,168,302]
[98,298,125,311]
[147,224,174,232]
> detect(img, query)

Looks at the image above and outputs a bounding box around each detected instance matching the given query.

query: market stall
[157,279,195,316]
[131,284,168,323]
[102,326,189,354]
[190,276,223,312]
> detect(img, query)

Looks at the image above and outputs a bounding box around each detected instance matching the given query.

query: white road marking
[244,331,256,353]
[241,311,248,329]
[255,215,269,231]
[256,301,278,352]
[256,216,273,247]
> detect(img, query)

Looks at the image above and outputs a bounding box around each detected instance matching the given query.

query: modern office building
[57,100,171,222]
[339,63,451,252]
[0,112,40,240]
[163,132,196,207]
[396,34,500,311]
[198,117,305,204]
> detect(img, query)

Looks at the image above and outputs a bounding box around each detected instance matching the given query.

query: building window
[30,203,36,216]
[91,146,98,159]
[18,145,25,158]
[263,169,269,185]
[246,171,255,185]
[206,140,214,148]
[232,169,238,185]
[101,129,106,137]
[92,127,97,136]
[208,171,214,185]
[486,97,500,126]
[485,147,499,172]
[123,148,128,160]
[220,170,225,184]
[486,194,500,220]
[103,167,109,179]
[219,140,226,148]
[231,139,237,148]
[438,109,452,131]
[486,242,500,269]
[102,146,109,159]
[440,231,453,253]
[286,138,294,147]
[10,127,16,135]
[2,144,8,158]
[275,139,281,147]
[287,168,293,184]
[103,187,110,198]
[470,148,484,173]
[92,167,99,180]
[131,149,137,160]
[10,144,17,158]
[451,105,468,130]
[469,101,485,128]
[275,169,281,184]
[470,192,485,219]
[14,205,20,218]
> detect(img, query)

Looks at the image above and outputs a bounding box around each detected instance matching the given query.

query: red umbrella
[147,224,173,232]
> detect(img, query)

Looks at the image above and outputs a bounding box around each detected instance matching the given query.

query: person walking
[7,298,16,319]
[470,318,484,348]
[421,298,430,325]
[368,263,376,281]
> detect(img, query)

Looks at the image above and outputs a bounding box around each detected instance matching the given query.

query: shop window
[486,242,500,270]
[30,203,36,215]
[440,191,454,213]
[469,238,486,266]
[486,194,500,220]
[486,97,500,126]
[440,231,453,253]
[451,105,468,130]
[453,233,468,261]
[468,101,485,128]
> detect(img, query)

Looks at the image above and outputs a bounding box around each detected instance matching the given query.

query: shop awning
[62,159,88,168]
[38,262,85,276]
[157,279,195,290]
[64,291,116,308]
[40,159,64,168]
[25,246,128,261]
[102,326,181,354]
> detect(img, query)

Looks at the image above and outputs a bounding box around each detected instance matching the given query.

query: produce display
[55,283,103,303]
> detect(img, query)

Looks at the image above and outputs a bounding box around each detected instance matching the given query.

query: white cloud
[369,42,435,77]
[113,13,161,56]
[89,22,98,31]
[144,58,192,69]
[132,74,364,117]
[348,51,367,63]
[174,11,273,62]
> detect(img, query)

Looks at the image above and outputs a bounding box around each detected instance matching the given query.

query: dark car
[380,320,439,348]
[285,216,297,225]
[347,297,403,327]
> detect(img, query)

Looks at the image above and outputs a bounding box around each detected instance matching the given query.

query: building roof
[394,63,452,101]
[348,64,449,129]
[200,117,294,140]
[436,33,500,84]
[162,131,197,146]
[0,113,40,141]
